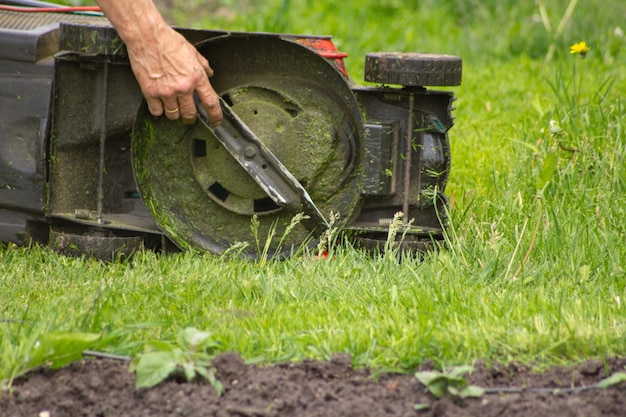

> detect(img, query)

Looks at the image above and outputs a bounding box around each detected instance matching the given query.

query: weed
[414,365,484,409]
[1,325,100,389]
[130,327,223,394]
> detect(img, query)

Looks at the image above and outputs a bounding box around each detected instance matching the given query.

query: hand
[95,0,223,125]
[126,26,223,125]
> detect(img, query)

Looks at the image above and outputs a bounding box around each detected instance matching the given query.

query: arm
[95,0,222,125]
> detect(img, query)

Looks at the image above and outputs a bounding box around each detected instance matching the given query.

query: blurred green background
[53,0,624,67]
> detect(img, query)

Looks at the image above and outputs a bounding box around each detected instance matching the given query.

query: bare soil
[2,353,625,417]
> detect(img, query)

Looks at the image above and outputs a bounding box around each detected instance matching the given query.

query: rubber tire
[364,52,462,87]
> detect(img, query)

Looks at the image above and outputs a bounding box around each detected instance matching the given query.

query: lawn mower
[0,2,462,259]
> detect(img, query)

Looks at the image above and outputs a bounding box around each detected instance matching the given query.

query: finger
[196,52,214,78]
[178,94,197,125]
[196,81,222,125]
[146,96,164,117]
[162,99,180,120]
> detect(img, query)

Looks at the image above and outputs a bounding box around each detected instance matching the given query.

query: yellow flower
[570,41,590,57]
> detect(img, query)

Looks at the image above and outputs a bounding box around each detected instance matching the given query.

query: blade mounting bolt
[244,146,257,158]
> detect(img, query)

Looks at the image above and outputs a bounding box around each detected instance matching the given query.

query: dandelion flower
[570,41,590,58]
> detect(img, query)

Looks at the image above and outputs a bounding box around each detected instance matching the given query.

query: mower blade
[195,95,329,233]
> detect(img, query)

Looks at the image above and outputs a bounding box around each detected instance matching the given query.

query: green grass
[2,0,626,382]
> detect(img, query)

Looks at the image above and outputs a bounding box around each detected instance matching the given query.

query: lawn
[2,0,625,385]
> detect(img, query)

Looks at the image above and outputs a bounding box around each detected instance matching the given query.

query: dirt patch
[2,353,625,417]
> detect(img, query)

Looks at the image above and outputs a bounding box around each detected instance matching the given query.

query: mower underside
[0,8,461,259]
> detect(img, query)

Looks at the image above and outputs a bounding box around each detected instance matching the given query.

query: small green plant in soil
[412,366,626,410]
[2,328,100,389]
[414,365,484,408]
[129,327,223,395]
[595,370,626,389]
